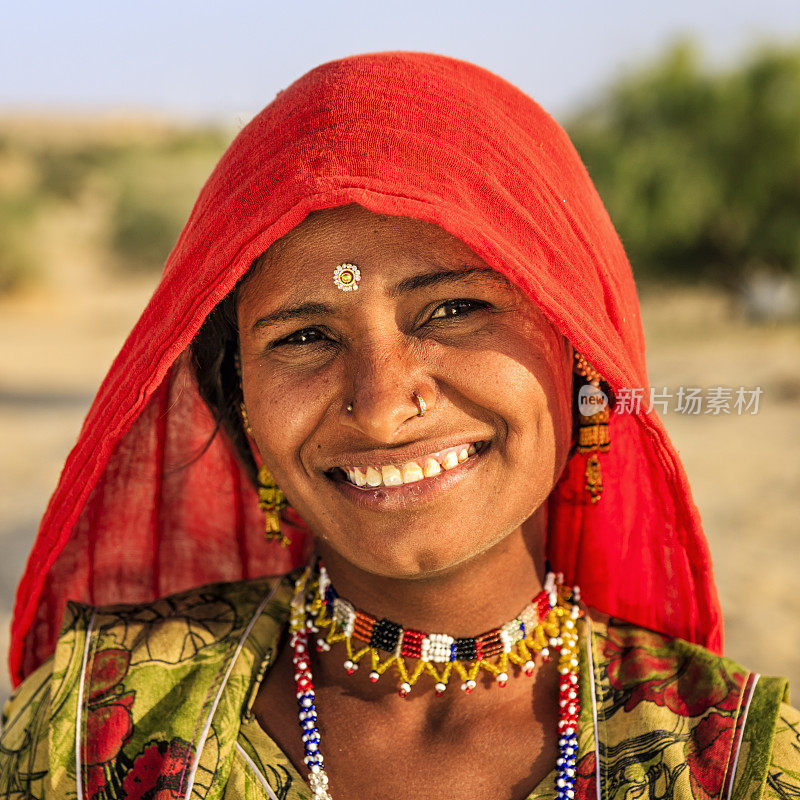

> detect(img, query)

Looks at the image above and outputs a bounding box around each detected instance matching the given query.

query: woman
[1,52,797,800]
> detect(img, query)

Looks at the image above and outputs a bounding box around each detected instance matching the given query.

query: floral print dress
[1,573,798,800]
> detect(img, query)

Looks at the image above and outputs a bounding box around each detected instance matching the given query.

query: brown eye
[429,299,488,320]
[275,328,328,347]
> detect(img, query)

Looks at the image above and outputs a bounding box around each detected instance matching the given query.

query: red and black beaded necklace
[288,562,583,799]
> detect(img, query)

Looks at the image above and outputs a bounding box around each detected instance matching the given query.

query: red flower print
[82,648,135,800]
[85,692,135,764]
[87,649,131,702]
[573,751,598,797]
[122,738,195,800]
[603,624,747,716]
[685,712,737,800]
[85,763,109,800]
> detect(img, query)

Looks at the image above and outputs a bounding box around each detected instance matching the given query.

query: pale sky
[2,0,799,121]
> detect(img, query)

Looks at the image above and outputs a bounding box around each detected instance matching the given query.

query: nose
[341,336,429,442]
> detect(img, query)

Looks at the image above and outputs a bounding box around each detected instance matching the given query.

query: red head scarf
[9,52,722,687]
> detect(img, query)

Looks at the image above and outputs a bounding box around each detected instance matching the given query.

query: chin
[324,525,501,582]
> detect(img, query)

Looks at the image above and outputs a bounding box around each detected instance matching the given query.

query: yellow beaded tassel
[257,465,290,547]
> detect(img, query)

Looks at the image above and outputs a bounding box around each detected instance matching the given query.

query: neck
[282,503,580,800]
[313,504,547,639]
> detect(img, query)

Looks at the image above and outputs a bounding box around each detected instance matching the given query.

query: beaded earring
[240,400,291,547]
[257,464,290,547]
[573,352,610,503]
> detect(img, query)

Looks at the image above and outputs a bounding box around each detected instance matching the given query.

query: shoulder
[41,574,293,708]
[75,573,292,643]
[589,615,757,717]
[586,616,799,800]
[0,573,296,796]
[765,701,800,798]
[0,657,54,795]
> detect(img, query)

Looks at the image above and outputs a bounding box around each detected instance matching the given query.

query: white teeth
[402,462,424,483]
[341,442,484,486]
[381,465,403,486]
[423,457,442,478]
[442,451,459,470]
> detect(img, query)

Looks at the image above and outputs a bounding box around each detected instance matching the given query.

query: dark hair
[190,264,259,486]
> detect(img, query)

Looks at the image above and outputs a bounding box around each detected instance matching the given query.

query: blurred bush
[0,134,41,291]
[108,129,231,273]
[112,189,185,273]
[567,40,800,297]
[0,122,229,291]
[0,195,38,292]
[35,144,119,201]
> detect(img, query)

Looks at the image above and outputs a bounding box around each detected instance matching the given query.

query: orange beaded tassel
[574,352,610,503]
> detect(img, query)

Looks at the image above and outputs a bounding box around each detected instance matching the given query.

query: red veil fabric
[9,52,723,687]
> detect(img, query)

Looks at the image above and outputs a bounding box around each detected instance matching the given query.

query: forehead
[269,204,482,269]
[238,204,513,307]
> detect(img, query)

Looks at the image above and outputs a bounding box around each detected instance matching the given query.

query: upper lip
[319,435,491,471]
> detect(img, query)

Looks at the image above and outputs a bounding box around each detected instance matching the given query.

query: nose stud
[344,395,426,417]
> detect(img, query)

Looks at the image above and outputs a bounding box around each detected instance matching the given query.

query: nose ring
[413,392,426,417]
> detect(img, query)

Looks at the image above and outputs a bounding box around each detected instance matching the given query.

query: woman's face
[238,205,573,579]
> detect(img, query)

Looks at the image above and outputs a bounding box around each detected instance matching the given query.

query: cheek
[515,317,572,452]
[242,364,339,468]
[445,328,572,479]
[535,335,574,466]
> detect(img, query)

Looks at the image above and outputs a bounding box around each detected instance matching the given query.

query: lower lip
[328,447,488,512]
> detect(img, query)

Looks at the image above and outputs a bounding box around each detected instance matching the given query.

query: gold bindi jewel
[333,263,361,292]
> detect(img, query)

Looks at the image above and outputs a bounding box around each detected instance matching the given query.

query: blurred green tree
[567,40,800,290]
[108,130,228,273]
[111,187,186,273]
[0,196,38,292]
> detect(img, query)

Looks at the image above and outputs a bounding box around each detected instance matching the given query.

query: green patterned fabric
[2,574,798,799]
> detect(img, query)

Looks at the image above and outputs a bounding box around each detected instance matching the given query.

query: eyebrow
[251,301,335,331]
[389,267,511,296]
[250,267,510,331]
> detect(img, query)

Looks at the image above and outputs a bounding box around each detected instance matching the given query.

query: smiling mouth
[327,441,488,489]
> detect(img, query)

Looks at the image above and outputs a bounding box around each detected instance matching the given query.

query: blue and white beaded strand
[290,569,332,800]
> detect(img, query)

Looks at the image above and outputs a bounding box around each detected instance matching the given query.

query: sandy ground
[0,279,798,705]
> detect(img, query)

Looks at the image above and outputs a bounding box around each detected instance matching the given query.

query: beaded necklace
[288,564,583,800]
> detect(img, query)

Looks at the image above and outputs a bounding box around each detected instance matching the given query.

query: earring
[257,464,290,547]
[240,402,253,436]
[240,401,291,546]
[573,352,610,503]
